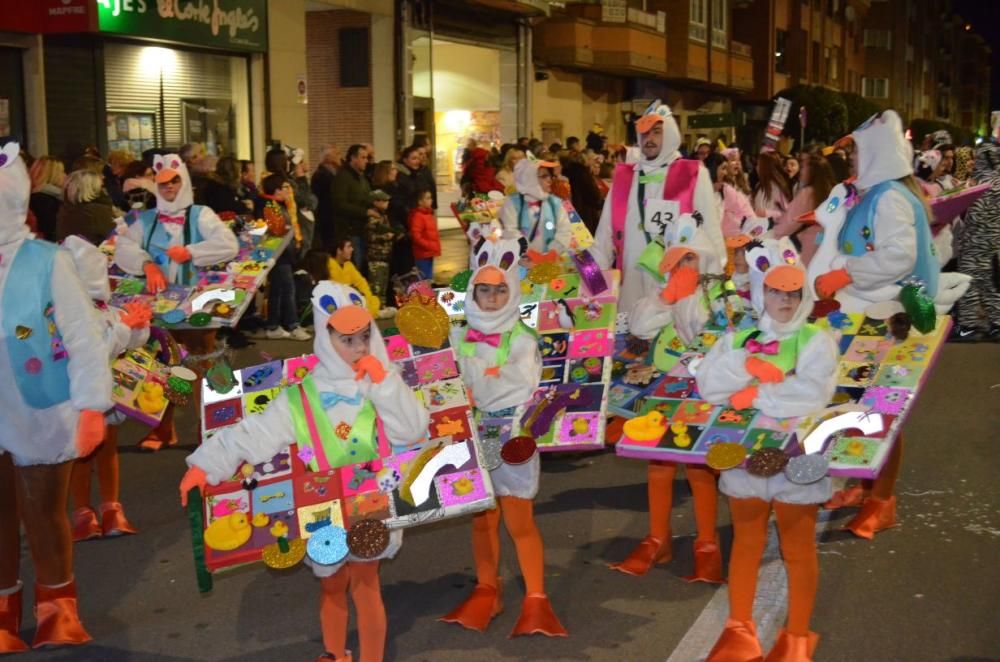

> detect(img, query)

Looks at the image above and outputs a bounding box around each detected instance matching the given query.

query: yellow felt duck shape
[623,411,668,442]
[136,381,167,414]
[204,512,253,551]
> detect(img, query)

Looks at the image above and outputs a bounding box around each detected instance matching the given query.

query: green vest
[287,375,380,472]
[732,324,821,375]
[459,320,538,368]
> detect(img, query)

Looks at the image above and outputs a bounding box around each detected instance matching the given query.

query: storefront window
[104,42,251,159]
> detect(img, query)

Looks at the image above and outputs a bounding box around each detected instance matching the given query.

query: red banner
[0,0,93,34]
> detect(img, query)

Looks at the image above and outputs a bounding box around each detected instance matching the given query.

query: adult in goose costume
[0,140,112,651]
[441,236,568,637]
[590,100,725,316]
[698,238,838,662]
[811,112,948,537]
[180,281,428,662]
[115,154,238,451]
[498,155,572,258]
[611,214,725,582]
[62,235,152,541]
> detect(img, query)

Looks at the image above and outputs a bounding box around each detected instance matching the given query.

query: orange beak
[327,306,373,335]
[525,249,559,264]
[726,235,751,249]
[764,265,805,292]
[659,246,695,274]
[635,114,663,135]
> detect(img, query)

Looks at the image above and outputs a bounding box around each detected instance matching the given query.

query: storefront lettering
[97,0,149,17]
[155,0,259,38]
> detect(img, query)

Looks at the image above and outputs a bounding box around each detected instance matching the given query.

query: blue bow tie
[320,391,363,409]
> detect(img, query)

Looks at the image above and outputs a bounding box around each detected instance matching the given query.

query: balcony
[534,4,667,77]
[729,41,754,90]
[468,0,553,15]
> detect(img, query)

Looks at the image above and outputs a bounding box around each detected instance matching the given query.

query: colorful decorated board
[110,348,172,426]
[929,182,990,228]
[612,311,951,479]
[193,331,495,574]
[100,226,291,330]
[437,261,619,453]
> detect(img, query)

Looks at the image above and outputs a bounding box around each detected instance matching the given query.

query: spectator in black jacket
[28,156,66,241]
[410,137,437,210]
[395,146,423,213]
[331,144,377,270]
[310,144,340,251]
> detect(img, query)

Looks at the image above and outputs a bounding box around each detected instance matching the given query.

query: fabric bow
[320,391,363,409]
[158,213,185,226]
[466,329,502,347]
[638,171,666,184]
[746,339,780,355]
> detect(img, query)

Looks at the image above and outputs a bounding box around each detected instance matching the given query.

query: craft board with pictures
[437,266,619,453]
[110,347,172,426]
[194,332,495,573]
[612,311,951,479]
[100,225,292,330]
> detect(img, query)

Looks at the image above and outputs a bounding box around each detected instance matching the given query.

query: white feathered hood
[62,234,111,303]
[0,140,31,245]
[852,110,913,191]
[464,236,525,335]
[310,281,391,389]
[513,154,555,201]
[152,153,194,214]
[746,237,813,336]
[636,99,681,171]
[659,212,721,277]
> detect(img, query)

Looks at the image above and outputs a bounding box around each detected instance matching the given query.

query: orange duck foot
[844,496,896,539]
[438,583,503,632]
[509,594,568,638]
[706,618,763,662]
[32,581,91,649]
[138,429,177,452]
[604,417,626,445]
[71,507,101,543]
[608,535,671,576]
[100,502,138,537]
[684,539,725,584]
[824,483,866,510]
[0,584,29,653]
[764,629,819,662]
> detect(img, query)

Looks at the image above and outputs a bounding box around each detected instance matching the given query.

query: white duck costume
[114,154,238,286]
[812,112,940,312]
[498,155,572,256]
[697,239,837,662]
[591,99,725,315]
[441,236,568,638]
[611,214,726,584]
[0,140,113,651]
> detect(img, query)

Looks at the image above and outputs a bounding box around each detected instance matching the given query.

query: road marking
[666,510,838,661]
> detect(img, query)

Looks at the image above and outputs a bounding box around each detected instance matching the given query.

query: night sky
[952,0,1000,110]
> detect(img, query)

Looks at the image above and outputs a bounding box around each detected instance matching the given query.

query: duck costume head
[151,153,194,214]
[464,236,527,335]
[746,237,813,334]
[0,140,31,244]
[657,211,721,278]
[61,235,112,303]
[513,153,557,202]
[725,216,773,250]
[635,99,682,170]
[310,281,391,384]
[849,110,913,191]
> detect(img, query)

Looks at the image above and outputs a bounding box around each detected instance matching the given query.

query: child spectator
[256,174,309,341]
[409,188,440,282]
[367,190,397,312]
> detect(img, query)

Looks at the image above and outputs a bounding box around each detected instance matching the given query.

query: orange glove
[815,268,852,299]
[179,466,208,507]
[353,355,387,384]
[166,245,192,263]
[75,410,106,457]
[484,366,501,378]
[730,385,759,411]
[119,301,153,329]
[143,262,167,294]
[745,356,785,384]
[660,266,700,305]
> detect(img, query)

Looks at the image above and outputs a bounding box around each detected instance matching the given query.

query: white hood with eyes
[746,237,813,337]
[638,113,682,172]
[152,153,194,214]
[463,237,524,335]
[310,281,392,391]
[853,110,913,191]
[513,158,548,201]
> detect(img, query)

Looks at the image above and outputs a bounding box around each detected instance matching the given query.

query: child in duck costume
[698,238,838,662]
[62,235,152,541]
[590,100,725,315]
[612,214,725,582]
[440,236,568,637]
[498,154,572,260]
[179,282,428,662]
[811,111,940,538]
[0,141,113,651]
[726,216,774,304]
[114,154,239,451]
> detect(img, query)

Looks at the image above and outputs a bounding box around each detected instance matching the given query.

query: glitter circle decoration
[705,442,747,471]
[527,262,563,285]
[396,300,450,349]
[347,519,390,559]
[745,447,789,477]
[160,309,186,325]
[306,525,349,567]
[477,431,504,471]
[450,269,473,292]
[500,436,537,464]
[24,357,42,375]
[188,312,212,327]
[784,454,829,485]
[262,538,306,569]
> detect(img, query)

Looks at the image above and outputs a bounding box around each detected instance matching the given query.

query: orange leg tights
[499,496,545,595]
[727,498,819,636]
[866,435,903,500]
[70,425,122,508]
[319,561,386,662]
[472,505,502,588]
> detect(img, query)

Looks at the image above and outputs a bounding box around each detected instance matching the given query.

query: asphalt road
[19,338,1000,662]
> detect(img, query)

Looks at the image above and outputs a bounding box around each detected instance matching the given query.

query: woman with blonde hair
[495,146,525,193]
[29,156,66,240]
[56,170,117,245]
